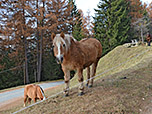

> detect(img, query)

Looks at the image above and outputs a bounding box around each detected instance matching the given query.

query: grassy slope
[70,45,152,85]
[1,45,152,114]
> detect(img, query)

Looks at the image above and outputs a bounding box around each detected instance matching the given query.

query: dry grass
[1,45,152,114]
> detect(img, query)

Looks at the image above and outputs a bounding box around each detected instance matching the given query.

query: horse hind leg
[89,59,99,88]
[86,66,90,87]
[77,68,84,96]
[33,98,37,103]
[28,98,31,104]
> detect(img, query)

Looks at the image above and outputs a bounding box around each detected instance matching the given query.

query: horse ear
[51,33,56,40]
[60,32,65,39]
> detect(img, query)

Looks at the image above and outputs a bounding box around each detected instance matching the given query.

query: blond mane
[53,34,77,52]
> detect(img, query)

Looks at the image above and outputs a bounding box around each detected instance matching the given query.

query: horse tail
[39,86,46,100]
[97,40,102,59]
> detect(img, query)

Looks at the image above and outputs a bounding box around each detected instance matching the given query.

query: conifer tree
[94,0,112,55]
[94,0,131,55]
[72,8,84,40]
[110,0,131,46]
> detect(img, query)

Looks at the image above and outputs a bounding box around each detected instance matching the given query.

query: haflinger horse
[51,32,102,96]
[24,84,46,107]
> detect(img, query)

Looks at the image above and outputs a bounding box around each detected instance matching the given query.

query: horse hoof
[78,92,84,96]
[85,84,88,87]
[88,85,93,88]
[64,94,69,97]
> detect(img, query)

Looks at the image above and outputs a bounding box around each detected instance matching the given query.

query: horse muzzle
[56,56,63,64]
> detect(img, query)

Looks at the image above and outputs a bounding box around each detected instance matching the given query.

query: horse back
[24,84,37,99]
[79,38,102,58]
[77,38,102,68]
[24,84,44,100]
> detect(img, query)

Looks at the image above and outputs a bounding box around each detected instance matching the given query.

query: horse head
[51,32,74,64]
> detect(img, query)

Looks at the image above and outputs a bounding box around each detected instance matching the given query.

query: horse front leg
[23,95,28,107]
[77,68,84,96]
[63,70,70,97]
[86,66,90,87]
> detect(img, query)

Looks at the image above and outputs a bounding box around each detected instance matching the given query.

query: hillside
[1,45,152,114]
[69,45,152,86]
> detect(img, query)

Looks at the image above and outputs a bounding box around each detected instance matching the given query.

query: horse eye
[63,44,65,47]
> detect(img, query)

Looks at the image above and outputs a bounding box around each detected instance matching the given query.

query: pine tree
[72,8,84,40]
[94,0,112,55]
[110,0,131,46]
[94,0,131,55]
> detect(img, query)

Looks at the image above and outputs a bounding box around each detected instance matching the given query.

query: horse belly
[83,61,94,69]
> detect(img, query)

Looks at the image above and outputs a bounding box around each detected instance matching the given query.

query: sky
[75,0,151,17]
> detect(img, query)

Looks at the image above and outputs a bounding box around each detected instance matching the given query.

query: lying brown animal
[24,84,46,107]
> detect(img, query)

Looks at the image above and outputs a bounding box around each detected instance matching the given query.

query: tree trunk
[36,31,40,82]
[36,0,44,82]
[37,30,43,82]
[141,24,144,43]
[23,0,29,84]
[36,30,42,82]
[24,37,29,84]
[24,62,26,84]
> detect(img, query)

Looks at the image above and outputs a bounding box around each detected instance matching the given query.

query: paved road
[0,81,64,105]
